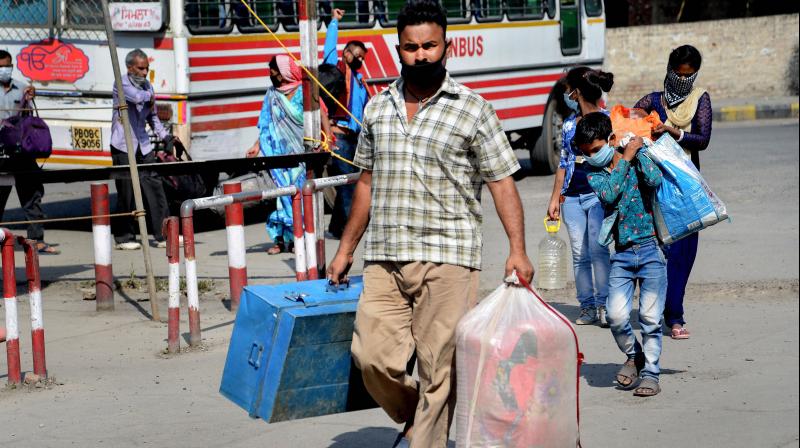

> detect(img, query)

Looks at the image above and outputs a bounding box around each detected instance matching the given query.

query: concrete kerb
[714,102,800,122]
[609,97,799,123]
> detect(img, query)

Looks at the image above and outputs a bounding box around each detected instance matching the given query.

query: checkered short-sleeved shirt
[353,74,520,270]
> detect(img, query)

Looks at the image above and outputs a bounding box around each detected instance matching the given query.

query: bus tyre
[530,97,562,175]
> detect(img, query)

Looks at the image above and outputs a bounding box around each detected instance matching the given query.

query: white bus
[1,0,604,173]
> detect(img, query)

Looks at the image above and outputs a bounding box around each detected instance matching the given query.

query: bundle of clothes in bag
[455,276,581,447]
[611,105,728,244]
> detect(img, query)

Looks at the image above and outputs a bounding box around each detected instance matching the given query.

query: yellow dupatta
[664,87,707,131]
[664,87,706,158]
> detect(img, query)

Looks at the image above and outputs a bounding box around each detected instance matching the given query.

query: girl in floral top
[576,112,667,397]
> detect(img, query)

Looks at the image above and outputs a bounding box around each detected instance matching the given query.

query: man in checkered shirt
[326,2,534,447]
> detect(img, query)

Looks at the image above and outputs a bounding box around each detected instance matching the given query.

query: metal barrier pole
[1,229,20,384]
[304,174,360,279]
[292,192,307,281]
[180,203,201,347]
[302,183,319,280]
[177,185,298,348]
[223,181,247,311]
[18,237,46,378]
[315,190,325,275]
[101,0,160,318]
[91,183,114,311]
[164,217,181,354]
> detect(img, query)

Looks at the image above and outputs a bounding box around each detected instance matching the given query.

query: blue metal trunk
[219,277,377,423]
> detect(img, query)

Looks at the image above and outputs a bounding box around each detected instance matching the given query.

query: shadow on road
[582,363,687,388]
[327,427,456,448]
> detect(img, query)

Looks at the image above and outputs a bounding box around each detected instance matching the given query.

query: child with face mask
[575,112,668,398]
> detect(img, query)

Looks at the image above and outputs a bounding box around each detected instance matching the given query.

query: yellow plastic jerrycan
[537,217,568,289]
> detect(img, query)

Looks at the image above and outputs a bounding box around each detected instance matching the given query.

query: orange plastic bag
[609,105,662,146]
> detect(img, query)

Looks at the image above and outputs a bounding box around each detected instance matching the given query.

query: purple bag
[0,100,52,159]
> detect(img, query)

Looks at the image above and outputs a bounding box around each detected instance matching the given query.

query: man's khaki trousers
[351,261,479,448]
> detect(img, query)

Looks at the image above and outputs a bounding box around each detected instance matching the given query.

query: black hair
[345,40,368,54]
[397,1,447,38]
[563,66,614,103]
[268,55,278,71]
[573,112,613,147]
[0,50,11,62]
[668,44,702,71]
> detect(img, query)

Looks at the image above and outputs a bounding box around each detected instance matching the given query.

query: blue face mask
[563,90,579,112]
[584,143,614,168]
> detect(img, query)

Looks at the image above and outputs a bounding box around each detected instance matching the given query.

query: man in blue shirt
[322,8,369,239]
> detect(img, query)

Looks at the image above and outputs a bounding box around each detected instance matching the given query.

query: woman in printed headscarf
[246,54,331,254]
[634,44,712,340]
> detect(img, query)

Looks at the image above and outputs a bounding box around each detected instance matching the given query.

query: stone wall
[604,14,800,104]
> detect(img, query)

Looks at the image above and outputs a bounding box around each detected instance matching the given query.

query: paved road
[0,120,798,447]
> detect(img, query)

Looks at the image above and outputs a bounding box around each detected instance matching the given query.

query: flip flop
[633,377,661,397]
[266,242,285,255]
[671,327,691,340]
[35,241,61,255]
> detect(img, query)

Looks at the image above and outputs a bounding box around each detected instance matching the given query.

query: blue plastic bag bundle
[642,134,728,244]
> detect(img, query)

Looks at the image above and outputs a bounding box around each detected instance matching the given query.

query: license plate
[71,126,103,151]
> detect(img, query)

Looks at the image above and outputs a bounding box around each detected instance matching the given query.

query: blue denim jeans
[327,131,360,237]
[607,238,668,381]
[561,193,611,310]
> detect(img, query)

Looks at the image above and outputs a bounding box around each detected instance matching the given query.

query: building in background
[604,0,799,27]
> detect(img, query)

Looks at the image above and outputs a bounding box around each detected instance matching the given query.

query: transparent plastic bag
[456,275,581,448]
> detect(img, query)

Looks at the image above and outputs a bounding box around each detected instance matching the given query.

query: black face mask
[348,59,363,71]
[270,75,281,88]
[399,49,447,89]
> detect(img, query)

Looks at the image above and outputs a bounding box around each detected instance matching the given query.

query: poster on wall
[109,2,163,31]
[16,39,90,83]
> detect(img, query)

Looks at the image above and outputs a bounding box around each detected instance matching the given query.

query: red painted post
[292,192,308,281]
[223,181,247,311]
[315,190,326,275]
[91,183,114,311]
[18,237,46,378]
[164,217,181,354]
[302,183,319,280]
[2,229,20,384]
[181,211,201,346]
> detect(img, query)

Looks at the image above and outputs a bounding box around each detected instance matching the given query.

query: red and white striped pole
[302,183,319,280]
[163,217,181,354]
[91,183,114,311]
[181,210,201,347]
[1,229,20,384]
[292,192,307,281]
[315,190,326,275]
[223,181,247,311]
[18,237,46,377]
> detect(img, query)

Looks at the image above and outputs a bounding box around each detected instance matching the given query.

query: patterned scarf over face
[663,68,698,108]
[274,54,303,94]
